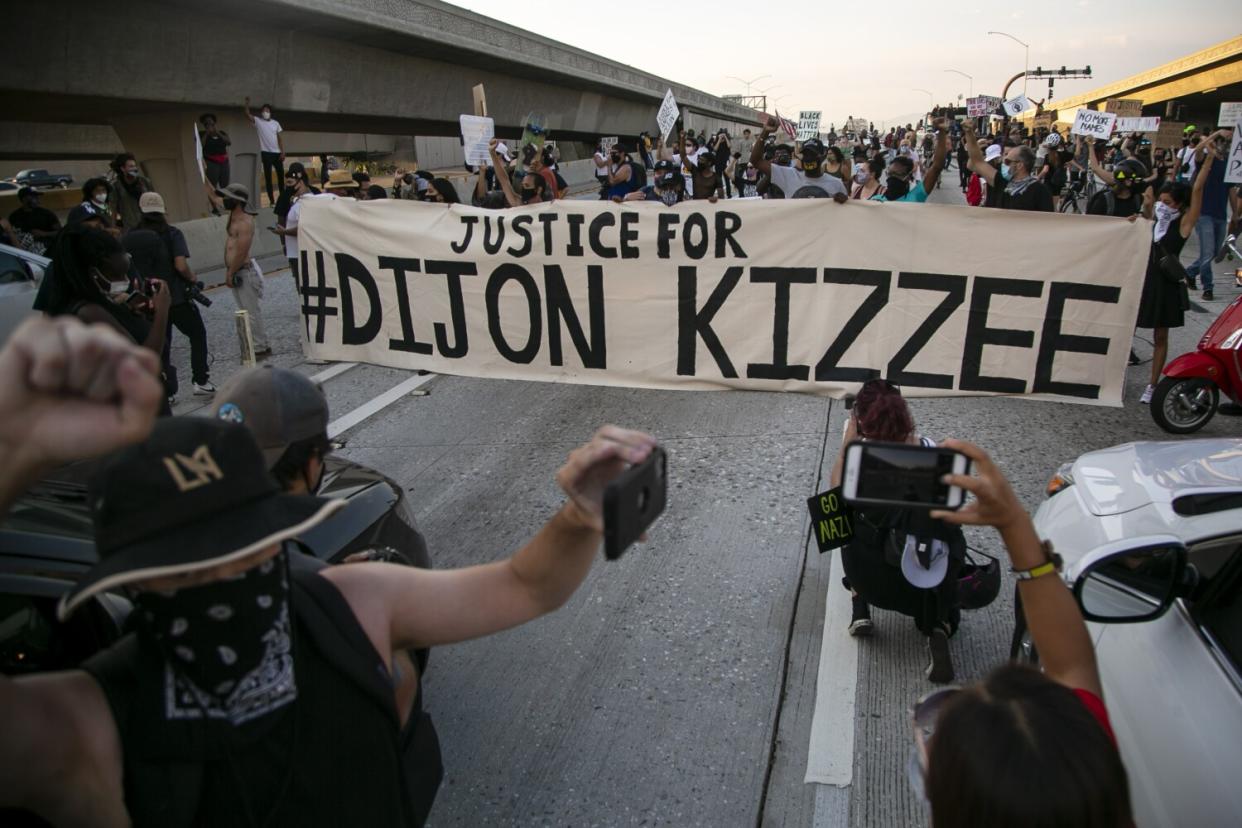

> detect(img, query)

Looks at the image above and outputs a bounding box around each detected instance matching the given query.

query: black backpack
[628,160,647,192]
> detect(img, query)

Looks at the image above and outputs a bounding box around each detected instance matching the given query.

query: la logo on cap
[163,445,224,492]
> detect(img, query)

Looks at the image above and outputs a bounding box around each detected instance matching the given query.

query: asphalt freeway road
[174,176,1239,827]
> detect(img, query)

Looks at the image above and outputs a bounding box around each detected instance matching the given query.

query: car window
[1189,535,1242,581]
[0,592,119,675]
[1194,545,1242,682]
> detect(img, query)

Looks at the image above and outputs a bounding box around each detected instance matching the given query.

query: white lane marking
[804,562,859,786]
[806,410,859,787]
[326,372,434,439]
[309,362,358,383]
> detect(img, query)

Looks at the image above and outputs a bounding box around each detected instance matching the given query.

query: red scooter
[1152,293,1242,433]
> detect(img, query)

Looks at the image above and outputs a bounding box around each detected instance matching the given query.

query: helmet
[1043,132,1062,148]
[1113,158,1148,185]
[957,550,1001,610]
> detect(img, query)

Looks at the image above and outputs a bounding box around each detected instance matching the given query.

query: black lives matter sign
[295,198,1150,406]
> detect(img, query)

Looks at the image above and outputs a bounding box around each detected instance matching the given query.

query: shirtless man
[217,183,270,355]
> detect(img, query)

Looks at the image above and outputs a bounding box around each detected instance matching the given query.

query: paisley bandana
[136,547,296,725]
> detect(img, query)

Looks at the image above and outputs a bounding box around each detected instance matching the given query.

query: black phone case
[603,447,667,560]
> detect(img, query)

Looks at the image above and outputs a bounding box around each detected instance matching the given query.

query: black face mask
[134,549,295,722]
[610,154,621,163]
[521,187,540,204]
[885,176,911,200]
[802,155,822,174]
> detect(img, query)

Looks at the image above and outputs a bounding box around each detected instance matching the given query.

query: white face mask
[854,171,871,184]
[1154,202,1179,221]
[93,192,108,205]
[261,111,272,121]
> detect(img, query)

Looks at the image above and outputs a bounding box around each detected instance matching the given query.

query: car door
[1092,540,1242,828]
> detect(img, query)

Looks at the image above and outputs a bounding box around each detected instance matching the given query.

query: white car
[1028,438,1242,828]
[0,241,48,343]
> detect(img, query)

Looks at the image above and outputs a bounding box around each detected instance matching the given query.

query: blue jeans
[1185,215,1226,290]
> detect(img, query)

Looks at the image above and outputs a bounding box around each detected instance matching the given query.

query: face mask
[134,549,294,718]
[1000,163,1013,181]
[610,154,621,163]
[521,187,540,204]
[92,192,108,206]
[93,267,129,298]
[803,158,820,173]
[124,168,138,179]
[854,171,870,184]
[1154,202,1179,221]
[261,111,272,121]
[660,189,680,207]
[885,176,910,200]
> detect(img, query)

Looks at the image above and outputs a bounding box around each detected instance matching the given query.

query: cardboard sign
[806,486,854,553]
[797,111,823,142]
[1105,99,1143,118]
[967,96,1002,117]
[1116,117,1161,134]
[657,89,679,140]
[1002,94,1032,117]
[1071,109,1117,139]
[1226,121,1242,185]
[1155,120,1186,149]
[459,114,495,167]
[600,136,618,154]
[296,198,1151,407]
[1219,103,1242,127]
[1032,113,1054,130]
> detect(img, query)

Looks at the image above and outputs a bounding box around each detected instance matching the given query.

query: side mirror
[1072,540,1187,624]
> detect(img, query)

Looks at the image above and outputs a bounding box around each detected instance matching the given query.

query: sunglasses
[906,686,961,801]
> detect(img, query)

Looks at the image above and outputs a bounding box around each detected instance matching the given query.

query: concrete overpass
[1033,35,1242,137]
[7,0,760,220]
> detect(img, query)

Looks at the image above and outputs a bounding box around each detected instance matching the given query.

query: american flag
[774,111,798,141]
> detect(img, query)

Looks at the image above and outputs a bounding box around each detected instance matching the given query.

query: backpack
[966,173,983,206]
[627,160,646,192]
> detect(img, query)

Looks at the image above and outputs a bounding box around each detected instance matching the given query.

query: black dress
[1135,220,1188,330]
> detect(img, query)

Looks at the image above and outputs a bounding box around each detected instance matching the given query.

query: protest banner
[297,198,1149,407]
[657,89,679,140]
[1071,109,1117,139]
[1002,94,1032,117]
[1219,103,1242,127]
[1104,99,1142,118]
[797,111,823,141]
[966,96,1001,117]
[459,115,495,167]
[1226,121,1242,185]
[1116,116,1161,134]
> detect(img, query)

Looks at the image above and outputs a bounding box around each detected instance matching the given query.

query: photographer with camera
[123,192,215,402]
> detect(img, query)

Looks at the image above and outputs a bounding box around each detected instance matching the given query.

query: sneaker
[1203,290,1214,301]
[1139,384,1154,405]
[848,595,873,637]
[193,381,217,396]
[926,626,954,684]
[1128,349,1141,366]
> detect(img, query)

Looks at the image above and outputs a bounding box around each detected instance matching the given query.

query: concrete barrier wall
[175,206,284,276]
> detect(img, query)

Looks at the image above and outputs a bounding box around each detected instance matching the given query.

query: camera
[188,281,213,307]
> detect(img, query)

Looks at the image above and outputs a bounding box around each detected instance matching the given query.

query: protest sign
[657,89,679,140]
[1071,109,1117,139]
[797,111,823,141]
[459,115,495,167]
[1105,99,1142,118]
[806,486,854,553]
[600,136,618,154]
[966,96,1002,117]
[1226,121,1242,185]
[1219,103,1242,127]
[1032,113,1054,131]
[1155,120,1186,149]
[1116,116,1161,134]
[1002,94,1032,117]
[297,198,1150,407]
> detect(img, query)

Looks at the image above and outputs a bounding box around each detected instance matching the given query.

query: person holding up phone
[828,379,965,683]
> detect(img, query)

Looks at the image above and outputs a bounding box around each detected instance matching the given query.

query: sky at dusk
[447,0,1240,129]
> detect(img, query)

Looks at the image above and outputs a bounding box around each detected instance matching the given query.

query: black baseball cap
[58,418,343,620]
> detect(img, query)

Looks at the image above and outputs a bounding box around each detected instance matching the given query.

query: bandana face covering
[135,547,296,725]
[1153,202,1180,242]
[660,189,680,207]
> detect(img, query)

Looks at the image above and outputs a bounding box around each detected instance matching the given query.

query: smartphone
[603,446,667,560]
[841,441,969,510]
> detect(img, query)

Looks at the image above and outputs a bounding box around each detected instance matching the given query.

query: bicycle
[1058,172,1099,214]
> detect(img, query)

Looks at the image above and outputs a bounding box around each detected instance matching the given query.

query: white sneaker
[1139,384,1154,405]
[193,381,217,396]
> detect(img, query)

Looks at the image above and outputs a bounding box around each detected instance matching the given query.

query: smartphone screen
[844,442,967,509]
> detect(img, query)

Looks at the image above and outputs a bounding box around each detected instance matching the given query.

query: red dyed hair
[854,380,915,443]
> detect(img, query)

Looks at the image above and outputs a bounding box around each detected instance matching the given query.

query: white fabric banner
[297,199,1151,406]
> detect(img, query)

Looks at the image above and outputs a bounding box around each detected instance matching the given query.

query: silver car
[1028,438,1242,828]
[0,242,47,343]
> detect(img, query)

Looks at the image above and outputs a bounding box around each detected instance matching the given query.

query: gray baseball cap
[209,367,329,467]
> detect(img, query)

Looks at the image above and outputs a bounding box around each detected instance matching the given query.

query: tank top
[82,567,443,827]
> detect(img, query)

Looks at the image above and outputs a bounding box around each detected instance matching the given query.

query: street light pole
[913,88,934,116]
[726,74,772,97]
[944,69,973,98]
[988,31,1030,99]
